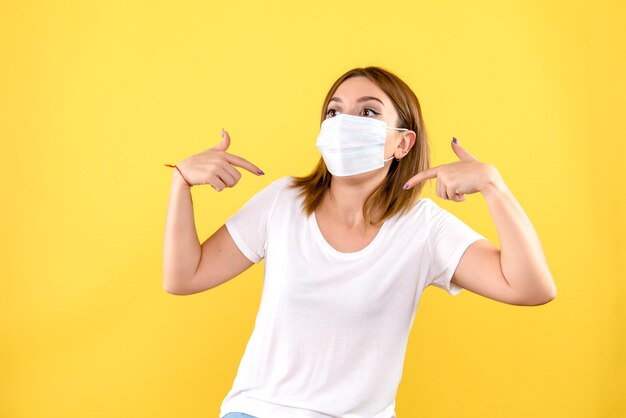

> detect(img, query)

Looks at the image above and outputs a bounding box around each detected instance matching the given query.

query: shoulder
[248,176,300,209]
[235,176,293,211]
[396,197,437,221]
[268,176,298,197]
[390,197,458,231]
[254,176,293,195]
[406,197,456,218]
[269,176,302,196]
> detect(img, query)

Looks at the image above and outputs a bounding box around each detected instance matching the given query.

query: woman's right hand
[175,129,264,191]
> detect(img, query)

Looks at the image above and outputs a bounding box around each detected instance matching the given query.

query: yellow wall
[1,1,624,417]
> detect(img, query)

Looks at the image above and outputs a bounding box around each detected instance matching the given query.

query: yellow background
[1,0,624,417]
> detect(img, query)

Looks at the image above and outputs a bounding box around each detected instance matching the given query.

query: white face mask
[315,113,408,177]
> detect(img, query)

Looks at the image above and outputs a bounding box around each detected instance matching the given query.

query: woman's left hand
[403,138,504,202]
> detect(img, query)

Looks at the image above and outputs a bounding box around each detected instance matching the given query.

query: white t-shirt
[219,176,486,418]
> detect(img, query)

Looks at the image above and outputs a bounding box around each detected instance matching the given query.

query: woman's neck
[323,170,387,227]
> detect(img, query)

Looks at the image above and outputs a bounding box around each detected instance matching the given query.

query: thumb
[451,137,476,160]
[213,128,231,151]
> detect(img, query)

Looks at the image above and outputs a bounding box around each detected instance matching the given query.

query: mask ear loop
[384,126,409,162]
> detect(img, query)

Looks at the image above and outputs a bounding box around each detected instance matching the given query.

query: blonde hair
[289,66,431,225]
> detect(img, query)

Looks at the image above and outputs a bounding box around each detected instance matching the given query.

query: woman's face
[324,76,407,162]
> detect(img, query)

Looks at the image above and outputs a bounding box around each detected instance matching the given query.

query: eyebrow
[328,96,385,107]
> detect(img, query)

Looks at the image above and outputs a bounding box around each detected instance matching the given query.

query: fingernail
[452,137,458,144]
[403,183,409,189]
[257,169,265,175]
[221,128,225,139]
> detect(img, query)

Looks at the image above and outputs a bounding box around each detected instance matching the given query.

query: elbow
[547,283,557,302]
[543,286,556,304]
[163,277,191,295]
[544,278,558,303]
[525,280,557,306]
[531,293,556,306]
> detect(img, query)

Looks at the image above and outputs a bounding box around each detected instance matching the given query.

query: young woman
[162,66,556,418]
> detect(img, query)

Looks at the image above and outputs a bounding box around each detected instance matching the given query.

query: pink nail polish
[221,128,225,138]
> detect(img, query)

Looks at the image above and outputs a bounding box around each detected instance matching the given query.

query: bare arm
[405,138,556,305]
[162,170,202,294]
[452,178,556,305]
[162,129,263,295]
[162,171,254,295]
[186,225,254,294]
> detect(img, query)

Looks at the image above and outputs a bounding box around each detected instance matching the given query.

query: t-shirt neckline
[310,211,391,259]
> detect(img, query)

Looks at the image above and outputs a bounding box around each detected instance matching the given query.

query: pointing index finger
[224,152,265,175]
[404,166,439,190]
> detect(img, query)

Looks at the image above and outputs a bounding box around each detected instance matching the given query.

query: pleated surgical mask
[315,113,408,177]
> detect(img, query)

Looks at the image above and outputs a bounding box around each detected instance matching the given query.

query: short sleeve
[426,201,487,296]
[224,177,288,264]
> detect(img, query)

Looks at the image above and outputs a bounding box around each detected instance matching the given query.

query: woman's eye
[326,108,378,117]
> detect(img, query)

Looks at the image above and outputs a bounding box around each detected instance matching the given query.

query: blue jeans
[222,413,258,418]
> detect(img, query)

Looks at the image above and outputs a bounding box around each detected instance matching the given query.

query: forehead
[332,76,390,104]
